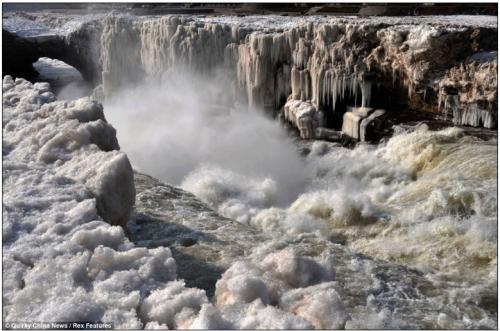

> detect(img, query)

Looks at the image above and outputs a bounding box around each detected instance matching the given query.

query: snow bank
[2,76,212,327]
[32,57,83,81]
[3,76,134,226]
[2,12,104,38]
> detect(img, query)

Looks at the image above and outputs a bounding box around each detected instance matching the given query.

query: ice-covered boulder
[341,107,387,141]
[213,247,345,328]
[360,109,386,142]
[283,99,325,139]
[341,107,371,140]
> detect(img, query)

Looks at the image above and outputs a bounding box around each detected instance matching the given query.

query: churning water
[103,70,497,329]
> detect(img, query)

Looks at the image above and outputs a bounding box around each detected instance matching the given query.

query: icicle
[332,73,337,110]
[438,90,442,111]
[361,80,372,108]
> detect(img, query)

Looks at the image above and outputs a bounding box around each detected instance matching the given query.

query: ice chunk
[139,280,209,329]
[280,282,348,329]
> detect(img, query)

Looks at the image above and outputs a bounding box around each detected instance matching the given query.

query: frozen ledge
[195,14,498,30]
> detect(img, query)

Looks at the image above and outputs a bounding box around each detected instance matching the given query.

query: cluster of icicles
[100,15,374,112]
[97,14,496,129]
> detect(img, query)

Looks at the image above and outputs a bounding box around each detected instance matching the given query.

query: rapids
[102,73,497,329]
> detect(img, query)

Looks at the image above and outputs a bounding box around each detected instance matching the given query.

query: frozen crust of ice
[195,14,498,30]
[2,76,206,327]
[3,76,134,226]
[2,12,105,38]
[212,247,348,329]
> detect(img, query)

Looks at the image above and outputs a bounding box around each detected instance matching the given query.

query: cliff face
[3,13,498,129]
[97,15,497,129]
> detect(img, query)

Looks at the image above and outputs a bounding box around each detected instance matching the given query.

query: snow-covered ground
[2,12,497,38]
[32,57,94,100]
[2,12,104,37]
[32,57,82,81]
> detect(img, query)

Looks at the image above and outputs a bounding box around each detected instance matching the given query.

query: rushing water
[100,71,498,328]
[30,57,497,328]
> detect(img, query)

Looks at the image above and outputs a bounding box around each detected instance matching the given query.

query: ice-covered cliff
[3,13,497,131]
[98,15,497,129]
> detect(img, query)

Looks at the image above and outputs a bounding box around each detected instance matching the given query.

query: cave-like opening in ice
[32,57,93,100]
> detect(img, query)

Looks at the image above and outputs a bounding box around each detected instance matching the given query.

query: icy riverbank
[3,77,189,328]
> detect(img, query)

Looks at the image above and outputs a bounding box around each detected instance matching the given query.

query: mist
[103,69,309,208]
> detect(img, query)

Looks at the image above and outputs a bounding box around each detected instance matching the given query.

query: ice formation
[341,107,386,141]
[283,99,325,139]
[93,14,497,124]
[97,14,497,130]
[3,76,134,226]
[213,248,347,329]
[3,13,497,129]
[2,77,210,328]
